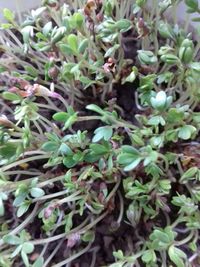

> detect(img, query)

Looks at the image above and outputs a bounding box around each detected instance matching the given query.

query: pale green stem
[33,190,82,203]
[31,218,89,245]
[174,230,194,246]
[1,154,50,172]
[36,103,61,112]
[4,171,42,176]
[117,191,124,225]
[0,203,39,247]
[105,177,121,203]
[43,239,65,267]
[51,241,92,267]
[33,120,44,136]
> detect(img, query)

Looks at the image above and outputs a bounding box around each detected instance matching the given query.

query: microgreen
[0,0,200,266]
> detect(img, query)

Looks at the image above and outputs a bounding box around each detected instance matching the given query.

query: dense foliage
[0,0,200,266]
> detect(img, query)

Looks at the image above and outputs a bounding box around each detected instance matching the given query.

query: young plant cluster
[0,0,200,266]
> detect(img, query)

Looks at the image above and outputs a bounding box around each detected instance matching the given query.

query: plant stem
[31,217,89,245]
[43,239,65,267]
[1,154,50,172]
[174,230,194,246]
[34,190,82,204]
[0,203,39,247]
[51,241,92,267]
[117,191,124,224]
[4,170,42,176]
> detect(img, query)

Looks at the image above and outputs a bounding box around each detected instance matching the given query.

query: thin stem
[33,190,82,203]
[31,217,89,245]
[171,214,186,228]
[33,120,44,136]
[90,246,99,267]
[1,154,50,172]
[80,210,109,234]
[36,103,61,112]
[51,241,92,267]
[6,29,23,49]
[117,191,124,225]
[43,239,65,267]
[4,171,42,176]
[32,190,69,203]
[22,150,47,156]
[174,230,194,246]
[0,203,39,247]
[105,177,121,203]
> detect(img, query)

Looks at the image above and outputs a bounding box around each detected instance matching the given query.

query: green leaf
[53,112,68,122]
[123,158,142,171]
[51,26,66,43]
[142,250,156,263]
[79,76,94,87]
[65,212,73,233]
[3,8,15,22]
[59,143,72,155]
[13,193,27,207]
[168,245,186,267]
[63,114,77,130]
[180,167,198,183]
[150,91,167,110]
[89,143,110,155]
[41,141,58,152]
[157,72,173,84]
[17,202,30,217]
[190,62,200,72]
[131,134,145,146]
[0,23,13,29]
[31,7,46,19]
[167,108,184,123]
[148,116,166,126]
[178,125,196,140]
[63,156,77,168]
[67,34,78,53]
[22,242,34,254]
[115,19,132,32]
[150,136,164,148]
[78,39,88,53]
[0,143,19,159]
[104,44,120,58]
[2,92,21,101]
[117,146,142,171]
[143,150,158,166]
[138,50,157,65]
[30,188,45,198]
[123,67,138,84]
[113,250,124,260]
[121,145,140,155]
[24,66,38,77]
[92,126,113,142]
[32,257,44,267]
[82,231,95,242]
[43,21,52,36]
[192,17,200,22]
[21,26,34,43]
[59,44,74,56]
[21,250,29,267]
[86,104,105,115]
[73,12,84,28]
[3,234,21,245]
[158,22,174,39]
[185,0,199,11]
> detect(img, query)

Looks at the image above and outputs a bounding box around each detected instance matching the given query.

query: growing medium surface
[0,0,200,266]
